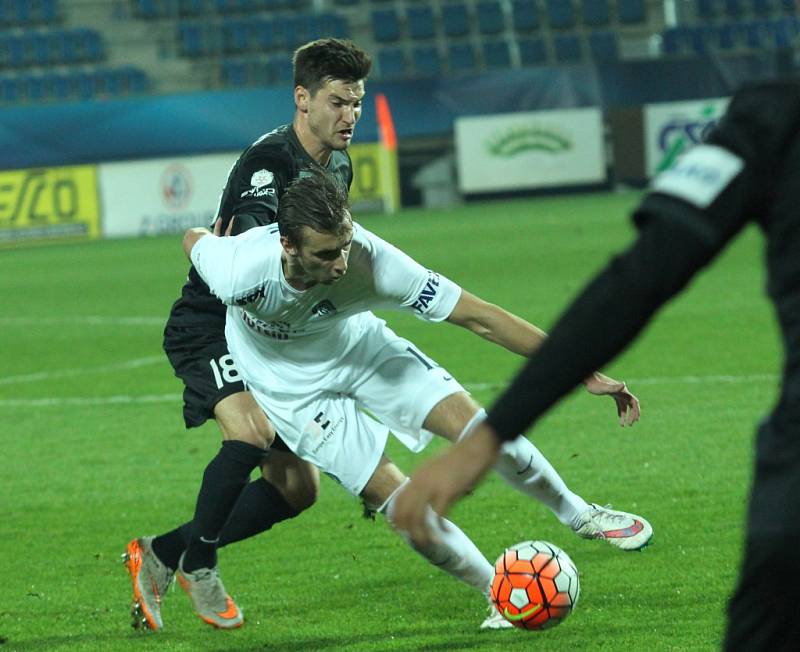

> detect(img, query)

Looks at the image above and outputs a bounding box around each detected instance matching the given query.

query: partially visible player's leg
[125,328,317,631]
[362,457,494,593]
[363,457,511,630]
[724,535,800,651]
[353,327,652,551]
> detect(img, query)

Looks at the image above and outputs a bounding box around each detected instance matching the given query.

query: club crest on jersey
[412,271,441,314]
[250,169,274,187]
[311,300,337,317]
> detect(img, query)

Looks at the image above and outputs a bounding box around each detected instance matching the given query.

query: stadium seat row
[0,66,149,104]
[374,32,617,80]
[662,15,800,53]
[371,0,647,43]
[220,55,293,87]
[0,29,105,69]
[132,0,309,19]
[0,0,60,27]
[216,29,618,90]
[694,0,797,19]
[178,13,349,57]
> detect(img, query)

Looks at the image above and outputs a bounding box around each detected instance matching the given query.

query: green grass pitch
[0,191,780,651]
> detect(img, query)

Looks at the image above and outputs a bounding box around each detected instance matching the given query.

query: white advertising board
[99,153,237,237]
[455,108,606,193]
[644,97,729,178]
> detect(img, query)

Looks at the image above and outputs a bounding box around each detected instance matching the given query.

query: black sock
[181,440,266,572]
[152,478,300,570]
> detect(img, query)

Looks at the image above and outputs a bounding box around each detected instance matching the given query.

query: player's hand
[584,372,640,426]
[212,216,235,237]
[392,421,502,547]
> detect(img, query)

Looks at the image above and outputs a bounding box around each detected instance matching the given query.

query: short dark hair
[278,168,352,247]
[293,38,372,95]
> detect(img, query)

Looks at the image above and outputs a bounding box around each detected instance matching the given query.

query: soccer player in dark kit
[122,37,372,630]
[392,80,800,650]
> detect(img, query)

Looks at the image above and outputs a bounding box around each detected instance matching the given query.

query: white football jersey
[191,222,462,391]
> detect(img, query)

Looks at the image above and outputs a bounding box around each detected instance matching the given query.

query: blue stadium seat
[447,42,477,73]
[378,47,407,79]
[724,0,744,15]
[0,76,20,103]
[222,60,248,86]
[482,39,511,68]
[512,0,539,31]
[406,6,435,40]
[223,18,250,53]
[582,0,610,26]
[751,0,774,14]
[372,8,401,42]
[123,66,150,94]
[267,55,293,85]
[441,3,470,37]
[696,0,716,20]
[73,70,96,100]
[618,0,646,24]
[179,22,204,56]
[553,33,582,61]
[689,25,713,53]
[179,0,206,16]
[588,30,617,60]
[23,74,46,102]
[7,35,27,67]
[717,22,741,48]
[743,19,766,47]
[31,32,51,66]
[311,12,347,39]
[253,19,276,51]
[40,0,59,23]
[13,0,32,24]
[135,0,160,19]
[518,35,547,65]
[476,1,505,35]
[546,0,575,28]
[43,72,71,100]
[411,45,442,77]
[781,0,796,12]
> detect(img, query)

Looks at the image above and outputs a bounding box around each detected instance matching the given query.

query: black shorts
[163,324,246,429]
[163,323,292,452]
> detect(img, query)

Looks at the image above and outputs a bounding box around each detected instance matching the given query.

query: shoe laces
[587,504,629,537]
[191,567,229,609]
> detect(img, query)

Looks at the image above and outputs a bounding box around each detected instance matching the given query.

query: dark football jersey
[485,81,800,442]
[168,124,353,327]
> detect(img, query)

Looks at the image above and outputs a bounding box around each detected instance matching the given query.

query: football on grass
[490,540,580,630]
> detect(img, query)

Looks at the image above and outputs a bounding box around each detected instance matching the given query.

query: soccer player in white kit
[185,168,652,626]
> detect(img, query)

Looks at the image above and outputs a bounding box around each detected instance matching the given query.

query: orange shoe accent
[124,539,160,631]
[217,597,240,620]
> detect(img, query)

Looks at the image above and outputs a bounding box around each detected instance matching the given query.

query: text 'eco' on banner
[0,165,101,243]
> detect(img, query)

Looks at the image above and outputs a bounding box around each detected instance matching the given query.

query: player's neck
[292,118,332,166]
[281,253,317,291]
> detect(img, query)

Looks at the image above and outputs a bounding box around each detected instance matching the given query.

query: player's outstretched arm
[446,290,640,425]
[445,290,547,356]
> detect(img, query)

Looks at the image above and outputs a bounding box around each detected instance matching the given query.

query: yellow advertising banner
[0,165,100,242]
[347,143,400,214]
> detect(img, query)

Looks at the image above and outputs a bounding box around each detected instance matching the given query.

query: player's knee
[223,410,275,449]
[261,458,320,512]
[281,476,319,512]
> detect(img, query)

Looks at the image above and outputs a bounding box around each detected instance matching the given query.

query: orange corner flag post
[375,93,400,213]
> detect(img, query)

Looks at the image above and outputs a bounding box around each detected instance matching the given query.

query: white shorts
[247,318,464,496]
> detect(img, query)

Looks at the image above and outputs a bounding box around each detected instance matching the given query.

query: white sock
[459,410,590,527]
[382,481,493,594]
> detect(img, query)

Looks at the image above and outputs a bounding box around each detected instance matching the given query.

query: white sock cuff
[377,477,411,516]
[457,408,488,443]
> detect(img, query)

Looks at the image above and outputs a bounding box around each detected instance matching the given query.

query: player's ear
[295,85,309,113]
[280,235,298,256]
